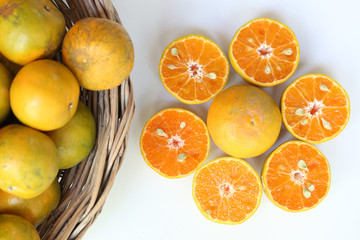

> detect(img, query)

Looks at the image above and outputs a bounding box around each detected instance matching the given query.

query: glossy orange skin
[0,179,60,226]
[10,59,80,131]
[62,17,134,90]
[0,0,65,65]
[0,124,59,199]
[0,214,40,239]
[207,85,282,158]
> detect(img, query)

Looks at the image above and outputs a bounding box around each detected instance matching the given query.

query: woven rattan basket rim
[35,1,135,239]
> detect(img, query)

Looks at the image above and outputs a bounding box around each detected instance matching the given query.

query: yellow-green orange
[0,62,12,123]
[62,17,134,90]
[0,214,40,239]
[0,0,65,65]
[207,85,282,158]
[0,124,59,199]
[0,179,60,226]
[47,101,96,169]
[10,59,80,131]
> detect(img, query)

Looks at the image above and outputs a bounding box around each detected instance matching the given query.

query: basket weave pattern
[36,1,135,239]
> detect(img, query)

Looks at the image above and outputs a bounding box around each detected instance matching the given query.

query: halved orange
[159,35,229,104]
[262,140,331,212]
[229,18,300,87]
[140,108,210,178]
[281,74,350,144]
[192,157,262,224]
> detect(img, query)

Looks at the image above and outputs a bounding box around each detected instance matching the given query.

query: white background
[86,0,360,239]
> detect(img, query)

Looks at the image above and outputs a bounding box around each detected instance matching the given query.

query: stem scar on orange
[159,35,229,104]
[140,108,210,178]
[229,18,300,87]
[262,141,331,212]
[192,157,262,224]
[281,74,350,144]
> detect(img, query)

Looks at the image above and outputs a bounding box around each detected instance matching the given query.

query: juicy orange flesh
[160,37,228,101]
[231,19,298,84]
[283,75,349,142]
[141,110,209,177]
[194,159,260,222]
[265,142,330,211]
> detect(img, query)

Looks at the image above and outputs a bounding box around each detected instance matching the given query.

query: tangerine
[0,214,40,240]
[140,108,210,178]
[10,59,80,131]
[62,17,134,90]
[207,85,282,158]
[229,18,300,86]
[46,101,96,169]
[159,35,229,104]
[0,124,59,199]
[262,140,331,212]
[0,0,65,65]
[193,157,262,224]
[0,179,60,226]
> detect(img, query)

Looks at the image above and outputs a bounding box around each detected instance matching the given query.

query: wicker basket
[36,1,135,239]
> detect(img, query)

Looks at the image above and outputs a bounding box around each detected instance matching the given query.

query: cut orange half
[262,140,331,212]
[159,35,229,104]
[281,74,350,144]
[192,157,262,224]
[140,108,210,178]
[229,18,300,87]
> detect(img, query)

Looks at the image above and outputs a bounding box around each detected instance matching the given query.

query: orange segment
[192,157,262,224]
[140,108,210,178]
[281,74,350,143]
[159,35,229,104]
[262,141,331,212]
[229,18,300,87]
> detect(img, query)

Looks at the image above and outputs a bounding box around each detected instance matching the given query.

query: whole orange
[0,124,59,199]
[0,179,60,226]
[0,62,12,124]
[62,17,134,90]
[47,101,96,169]
[0,214,40,239]
[207,85,282,158]
[10,59,80,131]
[0,0,65,65]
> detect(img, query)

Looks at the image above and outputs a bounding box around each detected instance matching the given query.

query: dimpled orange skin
[0,124,59,199]
[0,214,40,239]
[0,0,65,65]
[0,179,60,226]
[62,17,134,90]
[10,59,79,131]
[207,85,282,158]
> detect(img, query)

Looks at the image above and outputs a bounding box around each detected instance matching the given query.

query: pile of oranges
[140,18,350,224]
[0,0,134,238]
